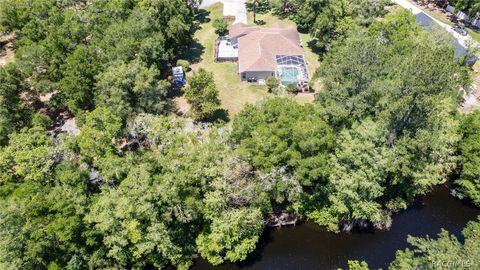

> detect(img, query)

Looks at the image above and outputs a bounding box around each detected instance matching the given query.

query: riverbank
[192,184,480,270]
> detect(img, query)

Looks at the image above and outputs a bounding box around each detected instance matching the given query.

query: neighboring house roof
[232,23,304,73]
[415,12,467,58]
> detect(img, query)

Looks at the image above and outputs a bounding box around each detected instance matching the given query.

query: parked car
[452,24,468,36]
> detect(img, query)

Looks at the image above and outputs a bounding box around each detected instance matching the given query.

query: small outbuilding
[172,66,185,86]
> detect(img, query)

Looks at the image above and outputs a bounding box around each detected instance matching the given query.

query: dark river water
[192,183,480,270]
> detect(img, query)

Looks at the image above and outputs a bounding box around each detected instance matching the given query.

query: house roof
[235,24,304,73]
[415,12,467,58]
[229,23,260,39]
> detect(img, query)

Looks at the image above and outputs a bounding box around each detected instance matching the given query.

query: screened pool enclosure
[275,55,309,86]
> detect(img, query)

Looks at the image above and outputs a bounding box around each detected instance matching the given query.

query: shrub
[176,59,190,72]
[287,82,298,93]
[213,18,229,36]
[265,76,280,93]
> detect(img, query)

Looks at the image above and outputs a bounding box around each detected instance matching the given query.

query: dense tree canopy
[453,0,480,18]
[269,0,388,48]
[0,64,29,145]
[0,0,195,115]
[455,111,480,206]
[312,10,469,230]
[0,1,479,269]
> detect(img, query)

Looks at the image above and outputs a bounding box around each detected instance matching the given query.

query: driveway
[392,0,478,48]
[200,0,247,24]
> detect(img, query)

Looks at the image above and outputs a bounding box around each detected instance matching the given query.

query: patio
[216,39,238,61]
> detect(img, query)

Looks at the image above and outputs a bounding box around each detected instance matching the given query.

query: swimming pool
[278,66,300,86]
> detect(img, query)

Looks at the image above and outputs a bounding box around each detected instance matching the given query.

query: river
[192,183,480,270]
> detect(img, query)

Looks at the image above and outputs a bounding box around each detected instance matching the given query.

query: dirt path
[0,33,16,66]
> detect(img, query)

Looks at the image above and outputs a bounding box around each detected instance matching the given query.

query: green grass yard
[183,3,270,115]
[178,4,323,116]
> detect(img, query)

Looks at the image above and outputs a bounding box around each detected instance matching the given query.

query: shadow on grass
[195,9,211,24]
[306,39,328,61]
[177,9,210,64]
[206,108,230,123]
[179,40,205,65]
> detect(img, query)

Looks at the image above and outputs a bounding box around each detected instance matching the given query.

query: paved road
[392,0,478,48]
[200,0,247,24]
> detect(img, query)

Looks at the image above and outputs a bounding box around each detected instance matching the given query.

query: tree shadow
[168,83,184,98]
[306,39,326,58]
[233,228,275,268]
[179,39,205,65]
[206,108,230,123]
[195,9,211,24]
[177,9,210,65]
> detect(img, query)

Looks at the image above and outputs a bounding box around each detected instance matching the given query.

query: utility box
[172,66,185,86]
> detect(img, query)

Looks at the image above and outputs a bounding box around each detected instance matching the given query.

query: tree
[213,18,228,36]
[95,60,171,120]
[231,98,335,214]
[0,160,91,270]
[76,107,122,164]
[454,0,480,18]
[347,260,370,270]
[265,76,279,92]
[0,0,34,32]
[176,59,191,72]
[290,0,388,48]
[389,219,480,270]
[198,155,270,265]
[196,207,264,265]
[0,64,28,145]
[2,0,195,121]
[455,111,480,206]
[309,119,391,232]
[60,45,99,114]
[86,165,199,270]
[185,68,221,121]
[85,115,226,269]
[269,0,302,17]
[0,127,55,184]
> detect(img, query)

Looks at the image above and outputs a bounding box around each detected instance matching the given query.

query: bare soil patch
[0,32,16,66]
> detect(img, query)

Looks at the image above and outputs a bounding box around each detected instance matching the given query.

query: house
[222,23,309,85]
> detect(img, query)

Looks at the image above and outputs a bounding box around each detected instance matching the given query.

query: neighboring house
[221,23,309,85]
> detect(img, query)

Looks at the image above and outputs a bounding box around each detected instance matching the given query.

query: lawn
[182,3,270,115]
[178,3,324,116]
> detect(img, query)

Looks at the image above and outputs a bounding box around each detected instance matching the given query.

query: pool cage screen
[275,55,309,83]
